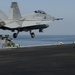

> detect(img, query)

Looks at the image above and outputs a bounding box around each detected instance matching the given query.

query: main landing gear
[13,31,19,38]
[30,31,35,38]
[13,31,35,38]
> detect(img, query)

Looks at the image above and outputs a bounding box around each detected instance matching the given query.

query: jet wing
[0,21,23,31]
[4,22,21,28]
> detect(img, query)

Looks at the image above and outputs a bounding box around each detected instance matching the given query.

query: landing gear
[13,31,19,38]
[13,33,17,38]
[31,32,35,38]
[30,31,35,38]
[39,29,43,32]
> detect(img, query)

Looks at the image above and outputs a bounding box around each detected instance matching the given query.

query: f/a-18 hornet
[0,2,63,38]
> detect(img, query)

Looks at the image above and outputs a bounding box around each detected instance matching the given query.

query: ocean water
[0,35,75,47]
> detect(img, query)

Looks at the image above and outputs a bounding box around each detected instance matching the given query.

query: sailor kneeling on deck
[7,38,20,47]
[0,35,20,48]
[7,38,15,47]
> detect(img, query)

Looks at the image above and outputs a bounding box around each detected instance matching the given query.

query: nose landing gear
[31,32,35,38]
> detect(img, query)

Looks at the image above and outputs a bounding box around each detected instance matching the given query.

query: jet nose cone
[46,25,49,27]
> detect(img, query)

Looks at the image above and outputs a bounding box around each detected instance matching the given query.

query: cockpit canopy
[34,10,46,14]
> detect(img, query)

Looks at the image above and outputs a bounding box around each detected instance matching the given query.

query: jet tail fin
[8,2,22,20]
[0,9,8,21]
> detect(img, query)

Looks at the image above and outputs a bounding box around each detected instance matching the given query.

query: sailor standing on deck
[1,37,7,47]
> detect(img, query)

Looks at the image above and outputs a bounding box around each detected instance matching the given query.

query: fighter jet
[0,2,63,38]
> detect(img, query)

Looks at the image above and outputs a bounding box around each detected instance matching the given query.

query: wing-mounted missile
[0,21,6,27]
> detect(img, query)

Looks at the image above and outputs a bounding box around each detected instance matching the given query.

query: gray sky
[0,0,75,35]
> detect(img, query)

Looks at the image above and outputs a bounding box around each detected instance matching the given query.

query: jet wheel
[31,33,35,38]
[13,33,17,38]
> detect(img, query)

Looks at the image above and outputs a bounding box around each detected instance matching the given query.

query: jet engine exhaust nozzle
[0,21,6,27]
